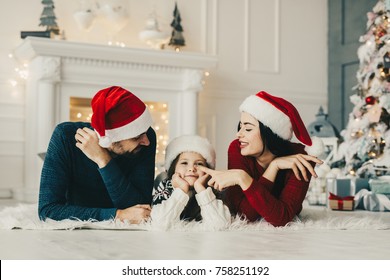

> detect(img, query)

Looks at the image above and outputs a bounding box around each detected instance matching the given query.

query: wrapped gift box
[327,178,369,197]
[369,179,390,195]
[328,192,354,211]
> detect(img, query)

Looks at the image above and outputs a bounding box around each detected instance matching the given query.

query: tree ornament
[365,95,376,105]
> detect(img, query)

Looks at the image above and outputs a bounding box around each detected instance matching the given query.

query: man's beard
[111,145,143,158]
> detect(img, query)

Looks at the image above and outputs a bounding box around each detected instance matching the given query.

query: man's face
[107,132,150,156]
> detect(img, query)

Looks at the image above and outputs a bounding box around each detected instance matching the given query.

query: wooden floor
[1,199,390,260]
[1,228,390,259]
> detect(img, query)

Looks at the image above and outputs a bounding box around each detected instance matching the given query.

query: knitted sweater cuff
[195,187,216,206]
[171,188,190,205]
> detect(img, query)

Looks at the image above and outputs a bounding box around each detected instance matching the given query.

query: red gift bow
[328,192,354,201]
[328,192,354,210]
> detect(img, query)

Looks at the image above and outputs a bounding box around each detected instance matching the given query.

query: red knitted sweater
[224,139,313,227]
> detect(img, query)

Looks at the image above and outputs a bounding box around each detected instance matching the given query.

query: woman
[198,91,323,226]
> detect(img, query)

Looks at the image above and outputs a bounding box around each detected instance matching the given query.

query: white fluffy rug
[0,203,389,231]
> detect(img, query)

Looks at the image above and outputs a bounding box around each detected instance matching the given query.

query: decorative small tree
[168,2,185,50]
[39,0,60,34]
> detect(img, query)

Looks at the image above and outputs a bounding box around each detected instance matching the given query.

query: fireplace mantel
[14,37,217,202]
[15,37,217,69]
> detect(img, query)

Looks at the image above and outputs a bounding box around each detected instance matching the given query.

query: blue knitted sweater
[38,122,156,221]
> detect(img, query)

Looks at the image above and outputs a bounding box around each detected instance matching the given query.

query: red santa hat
[91,86,153,148]
[165,135,216,171]
[239,91,324,156]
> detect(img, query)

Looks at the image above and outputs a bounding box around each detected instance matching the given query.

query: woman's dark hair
[167,153,211,179]
[237,121,292,157]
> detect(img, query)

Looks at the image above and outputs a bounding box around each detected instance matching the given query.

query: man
[38,86,156,223]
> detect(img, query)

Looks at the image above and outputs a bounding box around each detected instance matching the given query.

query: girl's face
[175,152,207,186]
[236,112,264,157]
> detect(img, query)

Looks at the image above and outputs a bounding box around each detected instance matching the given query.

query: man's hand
[75,127,111,168]
[115,204,151,224]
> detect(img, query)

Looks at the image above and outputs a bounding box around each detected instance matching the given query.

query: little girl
[151,135,231,230]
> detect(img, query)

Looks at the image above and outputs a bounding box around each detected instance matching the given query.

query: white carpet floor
[1,200,390,259]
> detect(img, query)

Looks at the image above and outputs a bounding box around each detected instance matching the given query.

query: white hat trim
[96,108,153,147]
[239,95,293,140]
[164,135,216,171]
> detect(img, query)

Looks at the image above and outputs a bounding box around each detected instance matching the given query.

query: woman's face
[175,152,207,186]
[236,112,264,157]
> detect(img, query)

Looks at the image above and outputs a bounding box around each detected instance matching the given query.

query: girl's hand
[172,173,190,193]
[197,166,253,191]
[193,174,209,193]
[267,154,323,182]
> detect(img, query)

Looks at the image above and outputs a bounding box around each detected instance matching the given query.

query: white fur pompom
[305,136,324,157]
[99,136,112,148]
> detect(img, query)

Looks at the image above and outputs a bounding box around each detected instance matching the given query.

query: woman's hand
[75,127,111,168]
[171,173,190,193]
[197,166,253,191]
[265,154,323,182]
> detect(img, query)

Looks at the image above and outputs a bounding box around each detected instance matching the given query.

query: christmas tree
[333,0,390,178]
[39,0,60,34]
[168,2,185,50]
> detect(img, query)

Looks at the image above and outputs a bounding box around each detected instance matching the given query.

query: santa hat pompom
[304,136,324,157]
[99,136,112,148]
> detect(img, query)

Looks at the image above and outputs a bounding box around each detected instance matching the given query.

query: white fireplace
[14,37,217,202]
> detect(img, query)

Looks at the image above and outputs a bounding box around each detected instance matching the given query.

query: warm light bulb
[9,80,17,87]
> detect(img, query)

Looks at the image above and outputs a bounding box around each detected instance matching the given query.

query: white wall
[0,0,327,199]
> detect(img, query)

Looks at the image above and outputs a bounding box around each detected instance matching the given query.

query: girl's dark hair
[167,153,211,179]
[167,155,180,179]
[237,121,292,157]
